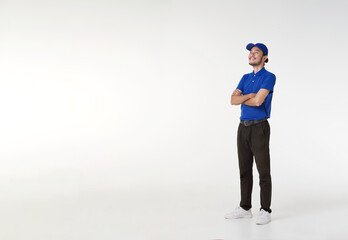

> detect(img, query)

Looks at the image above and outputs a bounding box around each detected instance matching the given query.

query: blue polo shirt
[236,68,276,121]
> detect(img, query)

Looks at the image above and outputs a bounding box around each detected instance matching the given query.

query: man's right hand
[232,89,242,96]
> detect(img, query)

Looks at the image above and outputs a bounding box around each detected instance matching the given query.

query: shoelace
[259,210,267,217]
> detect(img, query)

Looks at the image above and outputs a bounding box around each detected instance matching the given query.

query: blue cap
[246,43,268,56]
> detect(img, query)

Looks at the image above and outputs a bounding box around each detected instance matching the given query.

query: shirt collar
[252,67,266,76]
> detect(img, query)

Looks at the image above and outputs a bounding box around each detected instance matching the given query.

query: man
[225,43,276,225]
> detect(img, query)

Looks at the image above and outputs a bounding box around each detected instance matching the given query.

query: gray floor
[1,182,347,240]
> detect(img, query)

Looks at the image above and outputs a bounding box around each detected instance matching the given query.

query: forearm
[231,94,255,105]
[243,97,263,107]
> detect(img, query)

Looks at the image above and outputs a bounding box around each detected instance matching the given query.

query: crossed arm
[230,88,270,106]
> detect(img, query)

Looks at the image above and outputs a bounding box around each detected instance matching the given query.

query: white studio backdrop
[0,0,347,238]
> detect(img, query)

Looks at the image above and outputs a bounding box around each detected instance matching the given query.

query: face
[248,47,267,66]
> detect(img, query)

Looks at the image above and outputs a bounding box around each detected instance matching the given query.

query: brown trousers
[237,120,272,213]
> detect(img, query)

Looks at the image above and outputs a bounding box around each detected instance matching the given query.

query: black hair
[262,53,269,64]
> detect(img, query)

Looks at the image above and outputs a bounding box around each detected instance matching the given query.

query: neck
[253,65,264,74]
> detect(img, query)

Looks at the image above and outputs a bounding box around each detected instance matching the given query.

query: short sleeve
[236,74,247,92]
[260,74,276,93]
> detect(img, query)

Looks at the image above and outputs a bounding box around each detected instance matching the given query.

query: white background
[0,0,347,239]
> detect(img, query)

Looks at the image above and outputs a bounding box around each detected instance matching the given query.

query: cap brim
[246,43,256,51]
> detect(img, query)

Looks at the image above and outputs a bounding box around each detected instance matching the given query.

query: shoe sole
[256,219,271,225]
[224,215,253,219]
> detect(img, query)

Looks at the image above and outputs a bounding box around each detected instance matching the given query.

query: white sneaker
[224,207,252,219]
[255,209,271,225]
